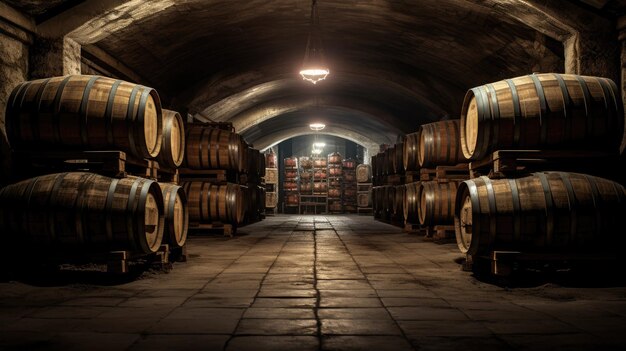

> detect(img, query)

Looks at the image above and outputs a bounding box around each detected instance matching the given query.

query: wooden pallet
[466,251,620,277]
[420,163,470,182]
[403,222,422,234]
[405,171,420,183]
[156,164,180,184]
[179,168,240,184]
[189,222,236,237]
[469,150,619,179]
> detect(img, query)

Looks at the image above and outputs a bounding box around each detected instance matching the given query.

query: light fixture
[299,0,329,84]
[313,142,326,148]
[309,123,325,131]
[311,148,322,155]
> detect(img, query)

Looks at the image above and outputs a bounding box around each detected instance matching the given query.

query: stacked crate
[264,150,278,215]
[371,141,405,224]
[299,156,314,195]
[283,157,299,213]
[327,152,343,213]
[2,75,188,273]
[356,164,373,214]
[342,158,358,213]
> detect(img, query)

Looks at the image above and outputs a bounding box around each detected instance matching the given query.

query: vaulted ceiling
[5,0,623,151]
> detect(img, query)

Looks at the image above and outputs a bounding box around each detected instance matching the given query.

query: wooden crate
[265,168,279,184]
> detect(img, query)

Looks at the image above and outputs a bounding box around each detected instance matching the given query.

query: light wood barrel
[182,182,244,225]
[356,164,371,183]
[403,182,422,224]
[372,186,382,217]
[357,192,371,208]
[418,120,464,167]
[460,73,624,160]
[0,172,164,254]
[6,75,162,159]
[156,109,185,168]
[184,125,245,171]
[454,172,626,256]
[158,182,188,248]
[266,192,278,208]
[418,181,459,226]
[403,131,421,171]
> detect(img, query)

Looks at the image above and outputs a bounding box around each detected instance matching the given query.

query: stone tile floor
[1,215,626,350]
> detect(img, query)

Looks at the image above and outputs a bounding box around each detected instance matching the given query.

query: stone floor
[1,215,626,350]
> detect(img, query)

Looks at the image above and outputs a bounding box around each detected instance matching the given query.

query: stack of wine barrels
[299,157,313,195]
[371,139,409,223]
[328,153,343,212]
[181,123,250,227]
[2,75,189,257]
[342,158,357,212]
[241,146,266,224]
[454,73,626,266]
[264,149,278,213]
[284,157,299,209]
[356,164,372,211]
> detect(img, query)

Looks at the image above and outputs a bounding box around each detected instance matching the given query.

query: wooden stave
[393,185,405,220]
[184,126,244,171]
[460,73,625,160]
[0,172,164,254]
[454,172,626,256]
[181,181,244,225]
[418,120,464,168]
[156,109,185,168]
[158,182,188,248]
[418,181,459,226]
[403,131,421,172]
[6,75,163,159]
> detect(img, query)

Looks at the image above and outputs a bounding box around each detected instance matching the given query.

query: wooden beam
[0,2,36,34]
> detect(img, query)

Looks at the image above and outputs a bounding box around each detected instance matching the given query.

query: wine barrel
[418,181,459,226]
[356,164,371,183]
[454,172,626,256]
[403,182,422,224]
[300,181,312,193]
[6,75,162,159]
[393,142,404,174]
[313,182,328,193]
[285,193,299,205]
[370,156,377,179]
[314,158,327,168]
[285,169,298,179]
[342,159,357,169]
[403,131,421,171]
[284,180,298,192]
[418,120,464,168]
[383,148,394,175]
[372,186,382,217]
[258,151,266,177]
[285,157,298,168]
[246,148,259,176]
[0,172,164,254]
[265,150,277,168]
[158,182,188,248]
[384,185,395,220]
[329,188,341,198]
[156,109,185,168]
[182,181,244,225]
[357,192,371,208]
[314,169,327,180]
[376,153,385,177]
[185,125,245,171]
[393,185,405,220]
[300,157,313,169]
[300,171,313,180]
[343,188,357,197]
[329,165,342,177]
[266,192,278,208]
[344,171,356,182]
[328,152,342,165]
[460,73,624,160]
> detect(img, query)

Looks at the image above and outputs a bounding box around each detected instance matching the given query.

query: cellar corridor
[1,215,625,351]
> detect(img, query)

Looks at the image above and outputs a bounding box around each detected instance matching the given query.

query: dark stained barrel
[156,109,185,168]
[418,120,464,167]
[392,141,405,174]
[403,131,421,172]
[0,172,164,254]
[455,172,626,256]
[182,182,244,225]
[6,75,163,159]
[393,185,405,221]
[265,149,277,168]
[356,164,371,183]
[461,73,624,160]
[158,182,188,248]
[184,125,245,171]
[418,181,459,226]
[403,182,422,224]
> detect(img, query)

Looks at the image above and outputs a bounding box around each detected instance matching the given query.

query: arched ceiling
[7,0,620,151]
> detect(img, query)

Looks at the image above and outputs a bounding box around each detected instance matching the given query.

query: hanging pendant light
[300,0,329,84]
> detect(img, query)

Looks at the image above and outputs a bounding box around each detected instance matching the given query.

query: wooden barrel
[393,185,405,220]
[314,169,327,180]
[285,169,298,179]
[185,125,245,171]
[454,172,626,256]
[370,156,377,178]
[329,178,341,187]
[403,182,422,224]
[6,75,162,159]
[384,148,395,175]
[357,192,371,208]
[285,157,298,168]
[158,182,188,248]
[372,186,382,217]
[343,187,357,197]
[0,172,164,254]
[329,188,341,198]
[393,142,404,174]
[418,181,459,226]
[418,120,464,167]
[284,180,298,191]
[384,185,395,220]
[342,159,357,169]
[246,148,258,176]
[300,171,313,180]
[356,164,371,183]
[258,151,266,177]
[265,150,277,168]
[266,192,278,208]
[156,109,185,168]
[460,73,624,160]
[300,181,312,193]
[314,158,327,168]
[328,152,342,165]
[403,131,421,171]
[182,181,244,225]
[329,165,342,177]
[285,193,299,205]
[313,182,328,193]
[300,157,313,169]
[344,171,356,182]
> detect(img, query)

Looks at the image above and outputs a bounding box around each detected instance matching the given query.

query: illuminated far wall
[278,135,365,162]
